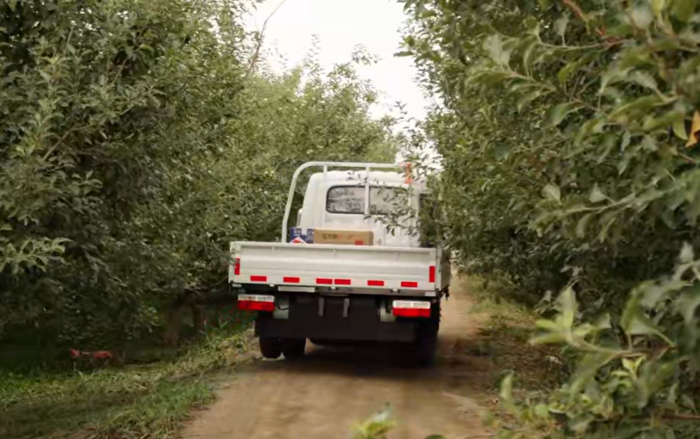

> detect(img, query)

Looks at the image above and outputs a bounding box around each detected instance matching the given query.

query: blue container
[304,228,314,243]
[289,227,303,242]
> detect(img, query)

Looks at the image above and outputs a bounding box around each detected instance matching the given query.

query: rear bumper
[254,295,421,343]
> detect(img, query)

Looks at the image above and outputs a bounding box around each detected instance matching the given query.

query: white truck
[229,162,450,365]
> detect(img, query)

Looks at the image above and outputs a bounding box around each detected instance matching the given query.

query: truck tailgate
[230,242,446,294]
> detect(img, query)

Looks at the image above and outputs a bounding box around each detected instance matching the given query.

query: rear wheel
[259,337,282,359]
[281,338,306,360]
[416,304,440,367]
[416,325,438,367]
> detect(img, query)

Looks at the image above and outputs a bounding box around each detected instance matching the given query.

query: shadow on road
[238,333,491,388]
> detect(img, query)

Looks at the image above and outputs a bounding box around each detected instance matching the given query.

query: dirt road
[182,279,492,439]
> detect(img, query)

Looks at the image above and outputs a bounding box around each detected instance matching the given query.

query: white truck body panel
[231,162,449,298]
[230,241,450,296]
[298,170,426,248]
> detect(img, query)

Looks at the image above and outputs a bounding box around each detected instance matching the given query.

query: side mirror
[296,208,303,227]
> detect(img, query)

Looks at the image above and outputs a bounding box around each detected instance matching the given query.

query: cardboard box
[314,229,374,246]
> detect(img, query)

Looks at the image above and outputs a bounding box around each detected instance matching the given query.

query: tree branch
[244,0,288,80]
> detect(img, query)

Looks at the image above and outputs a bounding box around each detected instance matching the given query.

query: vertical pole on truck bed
[280,162,400,243]
[364,166,370,216]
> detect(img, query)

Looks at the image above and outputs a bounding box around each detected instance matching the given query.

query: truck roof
[307,170,427,190]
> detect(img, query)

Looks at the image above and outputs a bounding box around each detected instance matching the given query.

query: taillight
[238,294,275,312]
[234,257,240,276]
[429,265,435,283]
[392,300,431,318]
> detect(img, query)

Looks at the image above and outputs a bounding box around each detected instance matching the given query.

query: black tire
[415,308,440,367]
[416,326,438,367]
[281,338,306,360]
[259,337,282,359]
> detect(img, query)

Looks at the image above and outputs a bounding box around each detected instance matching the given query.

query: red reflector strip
[238,301,275,312]
[234,258,240,276]
[334,279,351,286]
[392,300,431,318]
[316,278,333,285]
[367,280,385,287]
[237,294,275,312]
[429,265,435,283]
[401,281,418,288]
[283,277,300,283]
[393,308,431,318]
[250,275,267,282]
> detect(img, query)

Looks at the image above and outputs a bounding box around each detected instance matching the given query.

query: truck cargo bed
[230,242,449,297]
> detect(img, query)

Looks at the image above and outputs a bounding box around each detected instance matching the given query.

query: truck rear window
[326,186,399,215]
[369,187,399,215]
[326,186,364,214]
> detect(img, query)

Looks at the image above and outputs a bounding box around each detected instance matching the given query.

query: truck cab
[230,162,449,365]
[297,169,425,248]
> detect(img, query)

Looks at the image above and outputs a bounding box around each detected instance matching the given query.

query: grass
[455,275,569,438]
[464,275,567,395]
[0,325,256,439]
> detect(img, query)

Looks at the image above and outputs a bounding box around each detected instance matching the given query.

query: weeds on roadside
[0,327,255,439]
[353,406,446,439]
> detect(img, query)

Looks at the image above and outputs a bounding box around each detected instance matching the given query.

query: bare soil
[181,278,494,439]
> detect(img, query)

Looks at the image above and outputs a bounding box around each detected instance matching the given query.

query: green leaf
[630,5,654,29]
[499,373,516,412]
[673,117,689,140]
[596,211,618,242]
[610,95,664,120]
[627,71,658,92]
[675,285,700,324]
[534,404,550,418]
[531,331,567,344]
[554,16,568,39]
[575,213,593,238]
[643,110,684,131]
[570,352,617,395]
[542,184,561,204]
[671,0,697,23]
[625,312,665,337]
[525,16,540,37]
[652,0,667,19]
[517,91,542,112]
[483,34,511,66]
[521,37,540,71]
[594,313,612,330]
[680,242,694,263]
[622,356,644,375]
[547,103,578,126]
[589,185,607,203]
[557,61,580,84]
[558,285,577,329]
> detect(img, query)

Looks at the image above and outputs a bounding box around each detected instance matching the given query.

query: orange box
[313,229,374,246]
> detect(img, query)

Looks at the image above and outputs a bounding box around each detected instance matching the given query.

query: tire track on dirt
[182,277,492,439]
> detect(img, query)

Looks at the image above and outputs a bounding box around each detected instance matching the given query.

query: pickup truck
[229,162,450,365]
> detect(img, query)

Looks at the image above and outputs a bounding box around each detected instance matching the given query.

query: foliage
[0,325,255,439]
[352,406,447,439]
[0,0,249,345]
[353,406,397,439]
[0,0,398,347]
[403,0,700,436]
[504,249,700,438]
